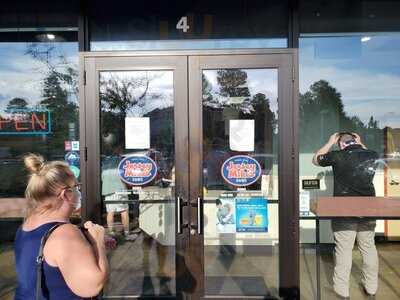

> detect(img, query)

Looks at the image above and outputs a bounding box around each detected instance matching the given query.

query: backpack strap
[35,223,66,300]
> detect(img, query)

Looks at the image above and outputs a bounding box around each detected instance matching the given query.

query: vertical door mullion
[188,55,205,299]
[173,56,192,298]
[277,54,299,299]
[83,57,102,223]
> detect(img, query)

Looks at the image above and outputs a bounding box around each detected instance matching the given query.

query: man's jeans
[331,219,378,297]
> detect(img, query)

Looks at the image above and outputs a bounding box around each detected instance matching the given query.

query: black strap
[35,223,65,300]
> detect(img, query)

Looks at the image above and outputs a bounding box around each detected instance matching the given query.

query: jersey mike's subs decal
[118,155,157,186]
[221,155,262,187]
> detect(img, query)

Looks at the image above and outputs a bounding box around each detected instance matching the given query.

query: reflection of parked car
[123,149,173,187]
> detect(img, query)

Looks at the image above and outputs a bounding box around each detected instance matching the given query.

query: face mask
[73,190,82,210]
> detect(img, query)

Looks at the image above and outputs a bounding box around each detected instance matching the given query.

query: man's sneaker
[124,233,138,241]
[360,284,376,299]
[333,290,350,299]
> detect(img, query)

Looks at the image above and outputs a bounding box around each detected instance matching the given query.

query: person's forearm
[359,142,367,149]
[95,241,109,277]
[312,141,334,165]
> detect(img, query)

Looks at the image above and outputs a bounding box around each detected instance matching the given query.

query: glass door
[188,53,298,299]
[82,50,298,299]
[82,55,189,298]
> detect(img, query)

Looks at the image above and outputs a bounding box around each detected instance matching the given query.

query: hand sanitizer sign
[221,155,262,187]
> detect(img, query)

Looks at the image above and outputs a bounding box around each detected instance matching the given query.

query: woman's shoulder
[44,223,88,266]
[45,223,88,252]
[49,223,85,241]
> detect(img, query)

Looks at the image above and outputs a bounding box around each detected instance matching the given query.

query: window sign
[65,151,80,179]
[216,194,268,233]
[71,141,80,151]
[299,191,311,216]
[236,197,268,232]
[118,155,157,186]
[221,155,262,186]
[302,179,320,190]
[229,119,255,151]
[216,196,236,233]
[65,141,72,151]
[0,109,51,135]
[125,117,150,149]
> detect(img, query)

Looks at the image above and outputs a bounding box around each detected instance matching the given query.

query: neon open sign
[0,109,51,135]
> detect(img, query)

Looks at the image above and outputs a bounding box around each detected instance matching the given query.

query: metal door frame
[79,49,299,300]
[80,54,189,299]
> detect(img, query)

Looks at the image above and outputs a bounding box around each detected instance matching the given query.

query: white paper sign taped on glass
[229,119,255,151]
[71,141,80,151]
[299,191,310,213]
[125,117,150,149]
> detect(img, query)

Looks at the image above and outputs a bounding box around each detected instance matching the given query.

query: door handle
[177,196,188,234]
[177,196,182,234]
[197,197,202,234]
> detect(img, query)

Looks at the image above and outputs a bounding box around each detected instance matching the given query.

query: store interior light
[361,36,371,42]
[46,34,56,40]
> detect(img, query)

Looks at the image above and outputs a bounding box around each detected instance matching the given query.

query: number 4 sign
[176,16,190,33]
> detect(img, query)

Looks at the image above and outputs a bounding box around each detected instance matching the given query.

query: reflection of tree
[99,72,175,160]
[100,74,150,117]
[217,69,250,97]
[6,98,28,111]
[18,43,79,158]
[202,69,277,156]
[100,73,155,150]
[26,43,78,97]
[202,74,213,103]
[203,70,256,114]
[40,71,78,156]
[300,80,382,153]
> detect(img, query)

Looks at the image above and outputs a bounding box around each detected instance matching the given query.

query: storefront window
[299,33,400,299]
[0,32,78,298]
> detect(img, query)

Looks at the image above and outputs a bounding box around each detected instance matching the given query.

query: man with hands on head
[313,132,379,300]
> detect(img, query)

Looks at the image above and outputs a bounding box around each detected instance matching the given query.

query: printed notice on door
[229,119,255,151]
[125,117,150,149]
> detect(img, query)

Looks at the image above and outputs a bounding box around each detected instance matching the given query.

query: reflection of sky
[100,71,174,117]
[91,38,287,51]
[203,69,278,113]
[0,42,78,111]
[300,34,400,128]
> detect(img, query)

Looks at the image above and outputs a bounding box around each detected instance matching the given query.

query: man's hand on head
[352,132,367,149]
[328,133,339,145]
[312,132,338,166]
[352,132,361,143]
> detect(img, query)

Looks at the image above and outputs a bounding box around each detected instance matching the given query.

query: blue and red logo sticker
[118,155,158,186]
[221,155,262,187]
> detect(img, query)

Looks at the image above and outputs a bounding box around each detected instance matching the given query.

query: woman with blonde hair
[14,153,108,300]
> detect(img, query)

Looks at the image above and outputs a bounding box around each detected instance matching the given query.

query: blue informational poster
[235,197,268,232]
